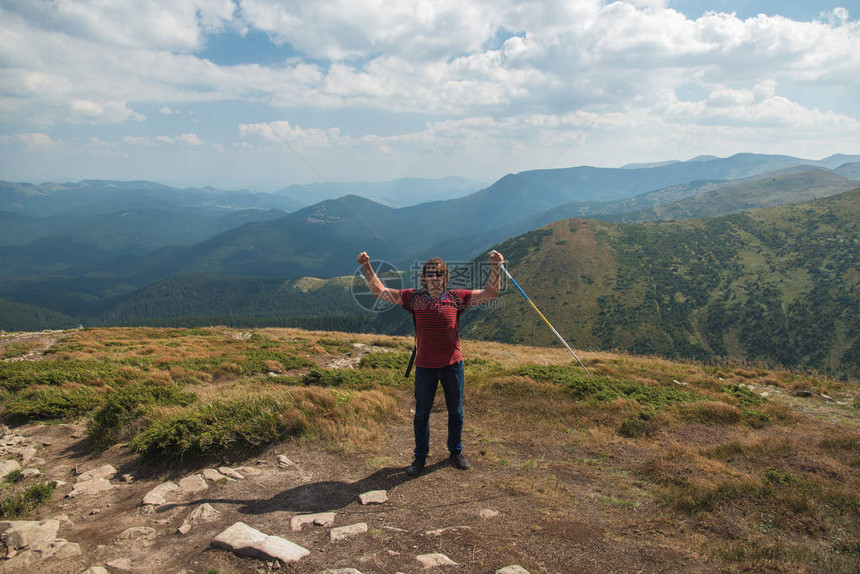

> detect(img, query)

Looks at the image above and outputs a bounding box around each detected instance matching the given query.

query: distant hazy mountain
[273,176,485,209]
[0,176,484,217]
[0,180,292,218]
[835,162,860,180]
[415,165,860,263]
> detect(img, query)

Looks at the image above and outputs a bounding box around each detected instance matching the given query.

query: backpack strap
[404,290,421,378]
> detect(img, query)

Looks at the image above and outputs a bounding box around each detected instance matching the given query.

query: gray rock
[218,466,245,479]
[18,468,41,480]
[77,464,116,482]
[291,512,336,531]
[479,508,500,519]
[318,569,364,574]
[276,455,295,468]
[202,468,233,482]
[178,503,220,535]
[359,490,387,505]
[330,522,368,542]
[211,521,309,563]
[66,477,113,498]
[496,566,531,574]
[0,459,21,476]
[49,540,81,558]
[0,519,60,554]
[177,474,209,494]
[81,567,109,574]
[20,447,38,463]
[416,553,458,568]
[142,481,179,505]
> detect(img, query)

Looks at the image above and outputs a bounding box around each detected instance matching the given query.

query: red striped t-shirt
[401,289,472,368]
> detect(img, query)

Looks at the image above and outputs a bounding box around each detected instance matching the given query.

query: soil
[0,330,855,574]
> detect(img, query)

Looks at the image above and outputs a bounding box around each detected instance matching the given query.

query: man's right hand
[357,251,370,265]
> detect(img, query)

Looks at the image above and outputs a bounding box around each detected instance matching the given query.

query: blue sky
[1,0,858,191]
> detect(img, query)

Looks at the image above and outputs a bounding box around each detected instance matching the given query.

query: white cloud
[69,99,145,124]
[177,133,204,146]
[0,1,857,185]
[239,121,346,148]
[3,0,236,52]
[0,132,56,150]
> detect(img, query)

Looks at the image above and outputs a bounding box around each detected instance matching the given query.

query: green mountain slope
[463,189,860,379]
[0,298,79,331]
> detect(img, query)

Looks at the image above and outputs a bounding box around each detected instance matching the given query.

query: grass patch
[3,386,103,423]
[518,364,700,406]
[129,386,397,462]
[2,469,21,485]
[89,381,198,445]
[0,341,39,359]
[0,359,140,392]
[678,401,743,425]
[301,368,405,389]
[0,482,57,518]
[618,411,661,438]
[359,351,411,371]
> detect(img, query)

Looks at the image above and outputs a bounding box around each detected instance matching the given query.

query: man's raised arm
[357,251,403,306]
[470,250,504,305]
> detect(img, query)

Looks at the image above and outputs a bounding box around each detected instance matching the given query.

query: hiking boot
[407,457,426,477]
[449,452,470,470]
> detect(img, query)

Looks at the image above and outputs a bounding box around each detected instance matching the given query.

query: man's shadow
[160,459,448,515]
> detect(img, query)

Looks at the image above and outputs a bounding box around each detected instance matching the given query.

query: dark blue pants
[413,361,465,458]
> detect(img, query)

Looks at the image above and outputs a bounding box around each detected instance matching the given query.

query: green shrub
[129,387,396,462]
[3,386,102,423]
[724,384,766,406]
[0,360,135,392]
[89,381,197,444]
[301,368,403,389]
[0,482,57,518]
[619,412,660,438]
[129,394,294,461]
[2,469,21,484]
[240,349,314,373]
[359,352,411,370]
[518,365,698,406]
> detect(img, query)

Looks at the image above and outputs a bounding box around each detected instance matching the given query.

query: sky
[1,0,858,191]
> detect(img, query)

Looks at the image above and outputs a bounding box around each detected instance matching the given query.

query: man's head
[420,257,448,290]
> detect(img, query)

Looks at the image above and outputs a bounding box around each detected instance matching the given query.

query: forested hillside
[465,189,860,378]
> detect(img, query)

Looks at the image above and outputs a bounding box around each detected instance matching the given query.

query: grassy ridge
[0,327,402,459]
[1,327,858,571]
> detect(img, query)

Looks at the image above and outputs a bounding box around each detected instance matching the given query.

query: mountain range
[1,152,858,378]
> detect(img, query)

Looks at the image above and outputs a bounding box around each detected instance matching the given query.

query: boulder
[211,522,309,563]
[330,522,368,542]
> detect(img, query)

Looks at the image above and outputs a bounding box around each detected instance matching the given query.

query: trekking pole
[501,264,592,376]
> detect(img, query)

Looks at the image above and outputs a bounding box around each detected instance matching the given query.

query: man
[357,250,504,477]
